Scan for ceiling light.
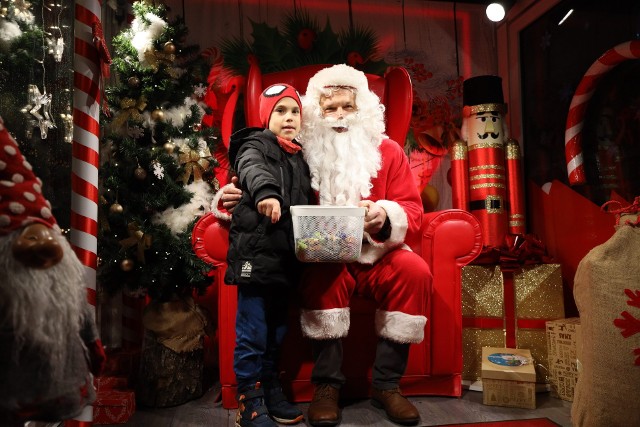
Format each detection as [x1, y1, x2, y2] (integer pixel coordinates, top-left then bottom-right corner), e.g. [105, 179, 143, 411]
[486, 2, 506, 22]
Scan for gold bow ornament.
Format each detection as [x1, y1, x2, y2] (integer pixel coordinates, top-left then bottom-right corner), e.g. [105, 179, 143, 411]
[112, 96, 147, 129]
[144, 48, 176, 74]
[178, 146, 212, 184]
[119, 222, 152, 263]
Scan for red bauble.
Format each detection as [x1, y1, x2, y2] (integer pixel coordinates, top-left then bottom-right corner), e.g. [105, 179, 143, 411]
[347, 52, 364, 67]
[297, 29, 316, 52]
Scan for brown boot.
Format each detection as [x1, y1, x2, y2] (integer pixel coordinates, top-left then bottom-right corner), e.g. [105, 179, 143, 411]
[307, 383, 341, 426]
[370, 387, 420, 425]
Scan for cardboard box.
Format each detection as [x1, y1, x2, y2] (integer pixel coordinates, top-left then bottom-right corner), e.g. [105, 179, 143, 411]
[462, 264, 565, 386]
[546, 317, 581, 401]
[481, 347, 536, 409]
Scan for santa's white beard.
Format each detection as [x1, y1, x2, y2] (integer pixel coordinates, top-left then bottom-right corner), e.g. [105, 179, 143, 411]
[301, 112, 383, 206]
[0, 230, 85, 378]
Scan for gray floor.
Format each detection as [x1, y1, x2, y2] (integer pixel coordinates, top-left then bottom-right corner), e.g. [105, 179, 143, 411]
[100, 383, 573, 427]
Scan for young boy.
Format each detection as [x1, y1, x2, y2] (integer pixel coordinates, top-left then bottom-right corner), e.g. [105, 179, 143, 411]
[225, 84, 312, 427]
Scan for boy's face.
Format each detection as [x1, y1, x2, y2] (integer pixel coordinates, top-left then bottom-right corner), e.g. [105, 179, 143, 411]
[268, 97, 301, 141]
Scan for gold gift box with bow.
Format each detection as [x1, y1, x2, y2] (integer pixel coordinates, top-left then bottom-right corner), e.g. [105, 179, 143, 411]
[461, 263, 565, 385]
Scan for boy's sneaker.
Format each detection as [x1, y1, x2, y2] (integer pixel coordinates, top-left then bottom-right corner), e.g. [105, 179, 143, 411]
[236, 383, 277, 427]
[263, 382, 304, 424]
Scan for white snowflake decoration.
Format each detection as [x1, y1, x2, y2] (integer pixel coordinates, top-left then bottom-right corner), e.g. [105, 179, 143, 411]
[46, 36, 64, 62]
[193, 84, 207, 98]
[127, 125, 144, 139]
[152, 161, 165, 179]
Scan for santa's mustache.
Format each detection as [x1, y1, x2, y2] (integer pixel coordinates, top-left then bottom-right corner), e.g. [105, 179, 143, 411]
[319, 112, 359, 130]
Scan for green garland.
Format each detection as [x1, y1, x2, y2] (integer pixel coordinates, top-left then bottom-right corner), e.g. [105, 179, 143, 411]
[220, 10, 391, 76]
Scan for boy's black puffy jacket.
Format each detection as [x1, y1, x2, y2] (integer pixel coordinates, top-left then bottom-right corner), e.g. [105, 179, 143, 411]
[224, 128, 313, 287]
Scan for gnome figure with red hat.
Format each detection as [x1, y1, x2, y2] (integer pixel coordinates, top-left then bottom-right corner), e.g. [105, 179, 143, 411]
[0, 117, 106, 426]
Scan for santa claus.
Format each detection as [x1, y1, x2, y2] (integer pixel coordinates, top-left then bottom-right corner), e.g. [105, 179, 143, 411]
[0, 117, 105, 425]
[218, 64, 430, 427]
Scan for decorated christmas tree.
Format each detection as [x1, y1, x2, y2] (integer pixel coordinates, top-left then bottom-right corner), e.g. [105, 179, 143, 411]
[98, 1, 218, 303]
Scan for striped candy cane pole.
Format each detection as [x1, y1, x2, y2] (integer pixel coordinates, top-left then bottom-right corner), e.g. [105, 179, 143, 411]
[67, 1, 111, 425]
[564, 40, 640, 185]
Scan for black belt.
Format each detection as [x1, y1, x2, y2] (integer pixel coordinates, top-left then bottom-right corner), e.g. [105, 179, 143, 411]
[470, 198, 507, 211]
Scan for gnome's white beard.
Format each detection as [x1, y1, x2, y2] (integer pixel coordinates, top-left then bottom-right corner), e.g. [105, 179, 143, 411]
[0, 230, 85, 378]
[301, 112, 383, 206]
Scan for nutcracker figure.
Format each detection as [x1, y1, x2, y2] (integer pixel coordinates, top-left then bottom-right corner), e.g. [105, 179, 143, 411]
[450, 75, 526, 248]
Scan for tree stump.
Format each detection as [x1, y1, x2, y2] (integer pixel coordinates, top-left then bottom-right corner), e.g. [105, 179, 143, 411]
[136, 329, 204, 407]
[136, 296, 210, 407]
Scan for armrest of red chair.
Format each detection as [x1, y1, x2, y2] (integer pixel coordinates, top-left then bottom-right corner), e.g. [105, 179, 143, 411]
[220, 76, 245, 149]
[420, 209, 482, 377]
[383, 67, 413, 145]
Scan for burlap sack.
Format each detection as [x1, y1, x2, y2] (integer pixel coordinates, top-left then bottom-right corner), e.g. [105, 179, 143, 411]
[143, 296, 209, 353]
[572, 213, 640, 427]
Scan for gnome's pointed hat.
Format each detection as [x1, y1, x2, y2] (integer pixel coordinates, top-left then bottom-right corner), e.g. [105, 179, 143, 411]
[0, 117, 57, 235]
[462, 75, 507, 117]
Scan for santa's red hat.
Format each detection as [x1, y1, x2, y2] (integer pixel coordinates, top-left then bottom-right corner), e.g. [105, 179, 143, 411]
[259, 84, 302, 127]
[0, 117, 56, 235]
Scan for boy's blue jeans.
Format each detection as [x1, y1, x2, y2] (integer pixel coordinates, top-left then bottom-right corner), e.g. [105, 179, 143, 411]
[234, 283, 291, 392]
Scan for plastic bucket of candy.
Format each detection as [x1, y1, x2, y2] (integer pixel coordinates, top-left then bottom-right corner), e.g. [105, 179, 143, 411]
[291, 205, 366, 262]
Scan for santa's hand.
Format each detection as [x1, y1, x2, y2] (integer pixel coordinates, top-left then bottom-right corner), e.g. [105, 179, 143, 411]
[221, 176, 242, 212]
[257, 198, 281, 223]
[359, 200, 387, 234]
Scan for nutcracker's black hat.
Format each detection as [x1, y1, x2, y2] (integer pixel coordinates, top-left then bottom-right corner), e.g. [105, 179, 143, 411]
[462, 75, 506, 115]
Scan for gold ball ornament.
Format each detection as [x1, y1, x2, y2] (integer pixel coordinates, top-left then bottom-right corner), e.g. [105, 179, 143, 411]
[127, 76, 140, 87]
[163, 142, 175, 154]
[134, 166, 148, 180]
[121, 259, 134, 271]
[109, 203, 124, 214]
[163, 41, 176, 54]
[151, 109, 164, 121]
[420, 184, 440, 213]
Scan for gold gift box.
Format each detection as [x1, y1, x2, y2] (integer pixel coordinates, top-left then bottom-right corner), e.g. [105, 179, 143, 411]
[462, 264, 565, 384]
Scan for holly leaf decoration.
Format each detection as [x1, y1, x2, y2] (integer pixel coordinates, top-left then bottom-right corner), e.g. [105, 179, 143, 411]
[309, 20, 342, 65]
[219, 36, 253, 75]
[250, 20, 294, 72]
[219, 9, 391, 76]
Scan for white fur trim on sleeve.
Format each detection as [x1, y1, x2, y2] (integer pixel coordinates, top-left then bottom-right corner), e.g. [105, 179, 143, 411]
[357, 199, 409, 264]
[300, 307, 350, 339]
[210, 184, 233, 222]
[375, 199, 408, 244]
[375, 309, 427, 344]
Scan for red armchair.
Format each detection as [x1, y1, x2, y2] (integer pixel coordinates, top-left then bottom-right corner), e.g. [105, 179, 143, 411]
[193, 60, 483, 408]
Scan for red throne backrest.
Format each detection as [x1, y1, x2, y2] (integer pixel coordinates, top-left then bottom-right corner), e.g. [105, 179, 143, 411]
[244, 57, 413, 146]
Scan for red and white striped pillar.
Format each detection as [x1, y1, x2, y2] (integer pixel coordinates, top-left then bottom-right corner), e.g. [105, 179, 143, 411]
[67, 0, 111, 425]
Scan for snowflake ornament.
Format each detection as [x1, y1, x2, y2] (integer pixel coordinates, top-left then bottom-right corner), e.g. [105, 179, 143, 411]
[127, 125, 144, 139]
[47, 36, 64, 62]
[152, 161, 165, 179]
[193, 84, 207, 98]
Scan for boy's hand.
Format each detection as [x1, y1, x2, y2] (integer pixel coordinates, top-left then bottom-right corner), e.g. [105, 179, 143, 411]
[221, 176, 242, 212]
[257, 198, 281, 223]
